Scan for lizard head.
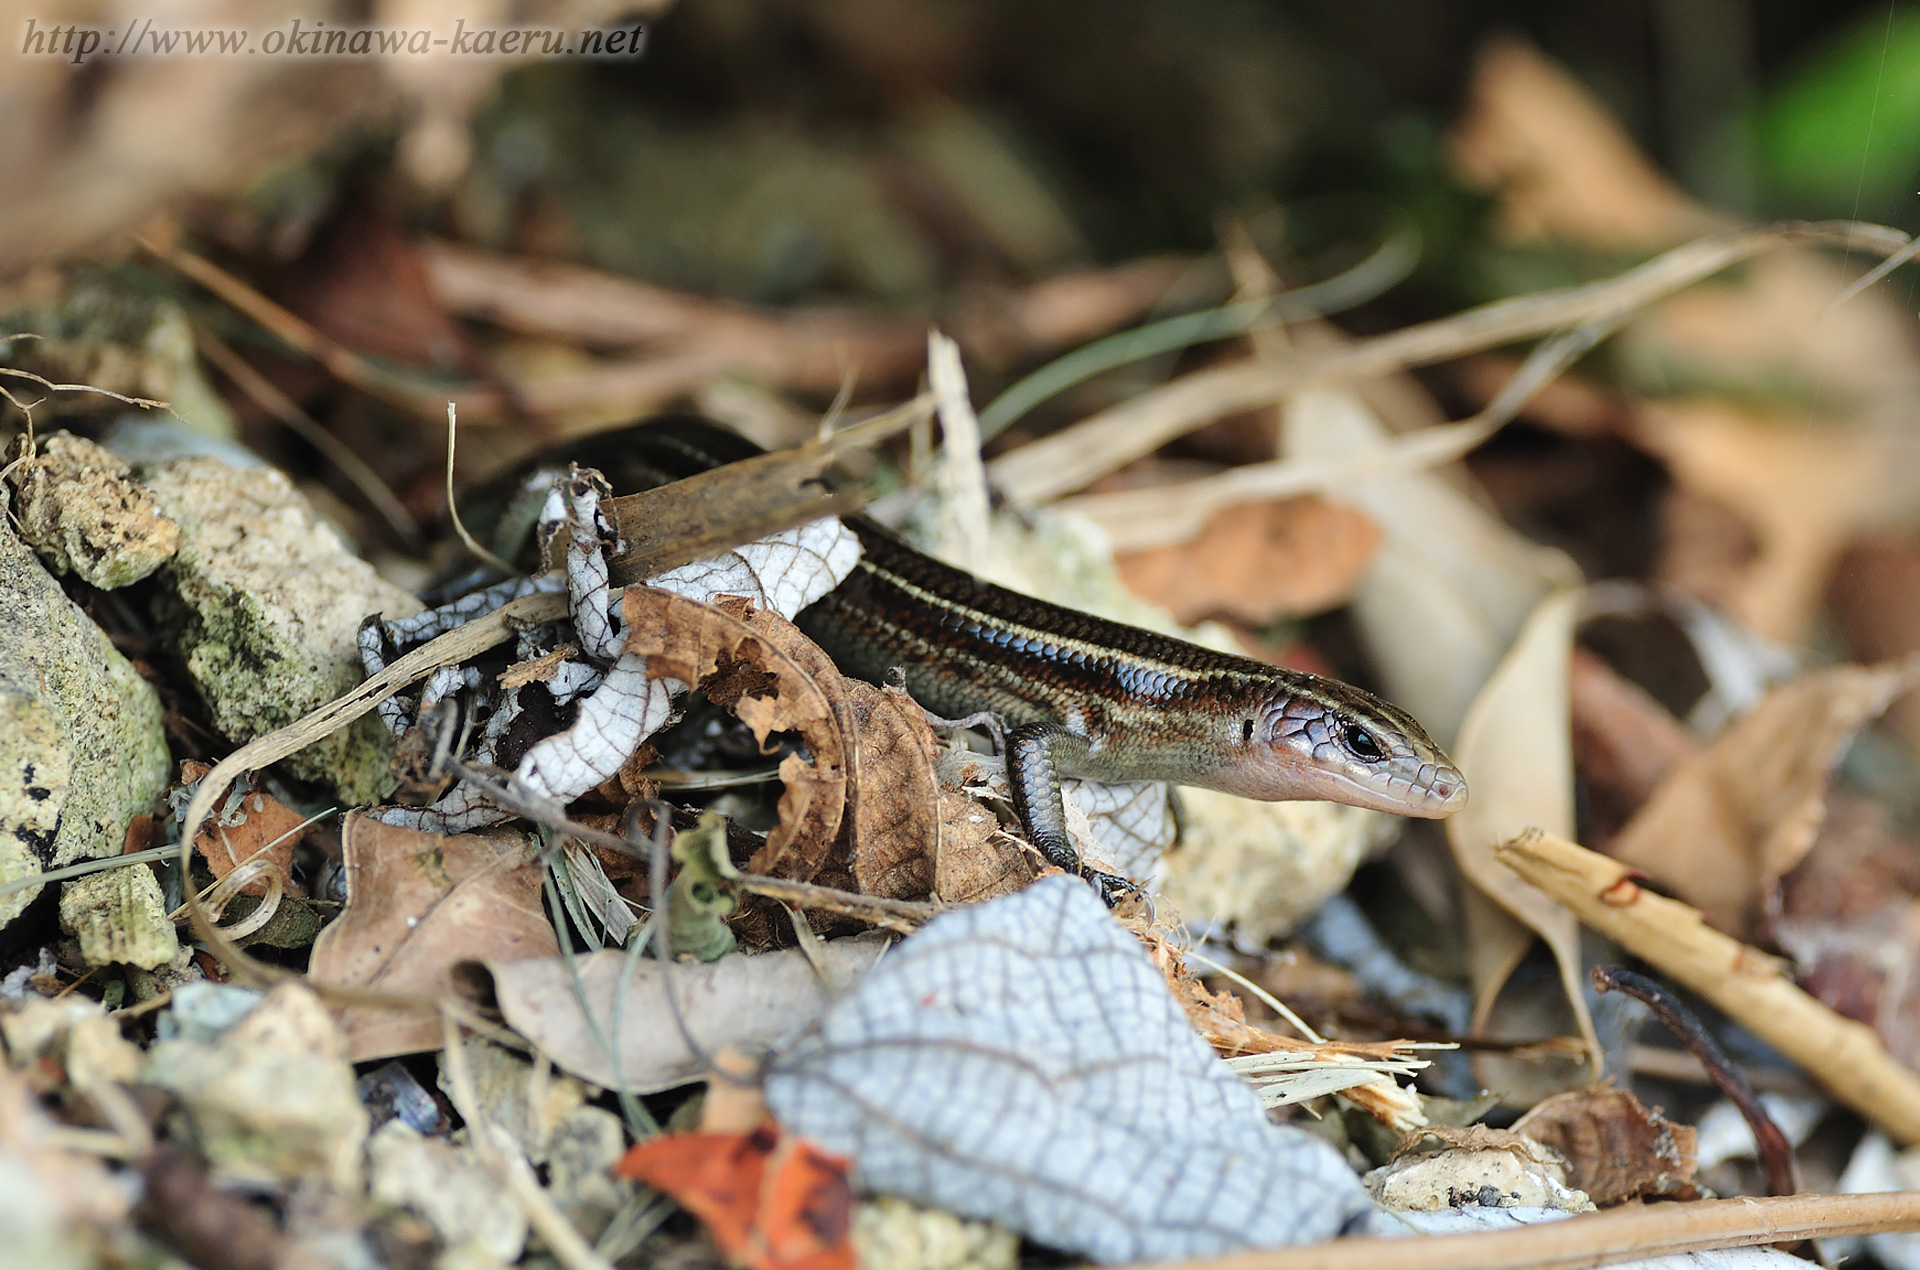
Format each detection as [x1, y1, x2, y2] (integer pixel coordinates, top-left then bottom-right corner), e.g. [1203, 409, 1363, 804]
[1214, 679, 1467, 817]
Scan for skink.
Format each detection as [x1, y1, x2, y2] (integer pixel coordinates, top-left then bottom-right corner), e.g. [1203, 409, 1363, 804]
[797, 518, 1467, 878]
[502, 418, 1468, 882]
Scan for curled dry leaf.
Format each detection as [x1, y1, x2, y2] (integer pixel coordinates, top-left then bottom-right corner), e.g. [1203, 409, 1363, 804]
[844, 681, 941, 901]
[306, 815, 557, 1061]
[614, 1124, 856, 1270]
[625, 587, 953, 899]
[1444, 587, 1600, 1076]
[488, 934, 891, 1094]
[623, 589, 850, 884]
[1510, 1085, 1700, 1207]
[1113, 495, 1382, 626]
[1608, 656, 1920, 940]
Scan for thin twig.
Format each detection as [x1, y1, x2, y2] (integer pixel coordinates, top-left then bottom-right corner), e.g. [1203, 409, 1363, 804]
[445, 401, 516, 573]
[1497, 829, 1920, 1144]
[191, 320, 424, 549]
[1131, 1192, 1920, 1270]
[733, 875, 938, 934]
[1592, 964, 1798, 1196]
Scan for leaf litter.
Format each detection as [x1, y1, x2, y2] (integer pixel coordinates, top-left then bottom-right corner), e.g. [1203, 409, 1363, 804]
[16, 27, 1920, 1270]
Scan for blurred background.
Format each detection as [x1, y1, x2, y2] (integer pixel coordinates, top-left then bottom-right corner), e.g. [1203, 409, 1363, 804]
[12, 0, 1920, 1205]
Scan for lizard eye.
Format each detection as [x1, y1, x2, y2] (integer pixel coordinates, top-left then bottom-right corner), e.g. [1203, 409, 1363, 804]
[1343, 724, 1384, 761]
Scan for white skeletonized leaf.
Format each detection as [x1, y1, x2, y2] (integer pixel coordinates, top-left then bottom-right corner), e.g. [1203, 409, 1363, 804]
[515, 656, 675, 803]
[1061, 779, 1175, 877]
[764, 877, 1374, 1264]
[647, 517, 862, 620]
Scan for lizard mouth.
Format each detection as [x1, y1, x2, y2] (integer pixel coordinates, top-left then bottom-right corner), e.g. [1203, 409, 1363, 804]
[1214, 755, 1468, 817]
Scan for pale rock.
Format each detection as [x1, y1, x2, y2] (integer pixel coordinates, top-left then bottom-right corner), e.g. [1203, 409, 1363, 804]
[140, 457, 424, 804]
[58, 865, 178, 969]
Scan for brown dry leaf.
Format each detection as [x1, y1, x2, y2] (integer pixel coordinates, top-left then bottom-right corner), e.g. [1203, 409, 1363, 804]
[194, 788, 308, 898]
[1609, 657, 1920, 940]
[933, 789, 1032, 905]
[1113, 496, 1382, 626]
[307, 815, 557, 1061]
[1450, 37, 1714, 250]
[623, 589, 851, 883]
[844, 682, 940, 902]
[1511, 1085, 1700, 1207]
[1641, 400, 1906, 644]
[1445, 588, 1601, 1076]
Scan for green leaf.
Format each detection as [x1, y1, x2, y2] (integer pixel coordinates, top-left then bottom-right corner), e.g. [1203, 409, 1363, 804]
[1755, 9, 1920, 219]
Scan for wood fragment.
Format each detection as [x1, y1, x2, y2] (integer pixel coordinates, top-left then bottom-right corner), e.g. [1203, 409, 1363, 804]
[1130, 1192, 1920, 1270]
[1496, 829, 1920, 1144]
[601, 394, 933, 586]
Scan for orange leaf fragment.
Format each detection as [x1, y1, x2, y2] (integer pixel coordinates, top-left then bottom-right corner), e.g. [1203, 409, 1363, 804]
[614, 1125, 854, 1270]
[194, 787, 309, 898]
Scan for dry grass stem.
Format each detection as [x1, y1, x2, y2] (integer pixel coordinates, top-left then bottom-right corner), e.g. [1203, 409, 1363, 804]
[1065, 314, 1625, 550]
[991, 220, 1909, 507]
[191, 320, 424, 549]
